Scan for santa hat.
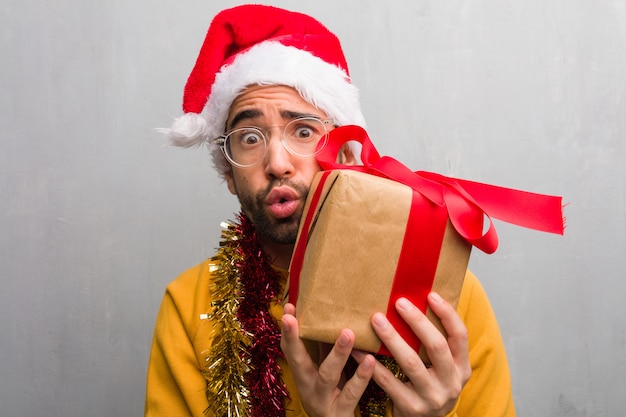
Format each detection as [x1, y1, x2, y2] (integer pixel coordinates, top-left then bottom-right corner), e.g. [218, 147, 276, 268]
[164, 4, 365, 176]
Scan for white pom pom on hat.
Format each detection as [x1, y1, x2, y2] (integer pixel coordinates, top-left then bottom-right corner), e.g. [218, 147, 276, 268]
[163, 4, 365, 175]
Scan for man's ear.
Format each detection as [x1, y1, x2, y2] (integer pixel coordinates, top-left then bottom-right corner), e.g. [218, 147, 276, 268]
[338, 144, 357, 166]
[224, 169, 237, 195]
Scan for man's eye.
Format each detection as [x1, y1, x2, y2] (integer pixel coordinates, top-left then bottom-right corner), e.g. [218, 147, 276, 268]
[238, 131, 263, 146]
[294, 126, 315, 140]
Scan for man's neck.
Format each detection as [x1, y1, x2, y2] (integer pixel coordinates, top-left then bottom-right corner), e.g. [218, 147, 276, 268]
[260, 238, 294, 270]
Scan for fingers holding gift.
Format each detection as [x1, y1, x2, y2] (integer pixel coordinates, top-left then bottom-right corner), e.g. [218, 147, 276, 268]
[368, 295, 470, 415]
[280, 303, 316, 375]
[425, 292, 472, 382]
[325, 335, 376, 412]
[318, 329, 356, 389]
[310, 329, 375, 416]
[369, 306, 430, 384]
[281, 305, 374, 417]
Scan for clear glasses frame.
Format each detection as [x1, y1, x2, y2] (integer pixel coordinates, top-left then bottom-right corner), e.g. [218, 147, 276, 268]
[213, 116, 335, 168]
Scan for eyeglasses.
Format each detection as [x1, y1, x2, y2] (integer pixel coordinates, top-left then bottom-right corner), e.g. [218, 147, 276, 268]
[214, 117, 334, 168]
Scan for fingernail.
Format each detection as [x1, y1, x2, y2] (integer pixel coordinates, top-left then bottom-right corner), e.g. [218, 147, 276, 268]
[429, 292, 443, 303]
[281, 320, 290, 333]
[372, 313, 388, 329]
[396, 297, 412, 311]
[338, 331, 350, 347]
[361, 355, 374, 370]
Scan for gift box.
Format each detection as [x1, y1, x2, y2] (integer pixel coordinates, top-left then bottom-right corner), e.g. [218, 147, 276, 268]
[289, 169, 471, 358]
[288, 125, 564, 360]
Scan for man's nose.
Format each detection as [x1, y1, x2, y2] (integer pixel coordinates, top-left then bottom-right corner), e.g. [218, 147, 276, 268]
[263, 129, 295, 179]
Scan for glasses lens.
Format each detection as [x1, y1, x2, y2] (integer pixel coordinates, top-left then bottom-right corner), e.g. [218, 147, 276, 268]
[283, 117, 328, 157]
[224, 128, 266, 167]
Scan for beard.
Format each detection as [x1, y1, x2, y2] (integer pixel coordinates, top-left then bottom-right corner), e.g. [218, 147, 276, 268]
[237, 179, 310, 245]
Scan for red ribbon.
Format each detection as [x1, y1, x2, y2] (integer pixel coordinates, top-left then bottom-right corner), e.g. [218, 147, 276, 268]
[288, 170, 334, 327]
[290, 125, 564, 355]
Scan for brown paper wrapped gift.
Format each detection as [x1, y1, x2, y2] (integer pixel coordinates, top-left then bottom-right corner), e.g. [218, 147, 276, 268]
[288, 169, 471, 359]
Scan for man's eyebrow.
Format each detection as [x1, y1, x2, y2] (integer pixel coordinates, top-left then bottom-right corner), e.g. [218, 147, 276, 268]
[228, 109, 262, 130]
[280, 110, 322, 120]
[228, 109, 325, 130]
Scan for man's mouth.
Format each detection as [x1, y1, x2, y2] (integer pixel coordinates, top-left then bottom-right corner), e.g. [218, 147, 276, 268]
[265, 187, 300, 219]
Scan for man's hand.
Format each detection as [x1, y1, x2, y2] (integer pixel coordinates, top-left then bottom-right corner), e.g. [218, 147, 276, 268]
[353, 292, 471, 417]
[281, 303, 375, 417]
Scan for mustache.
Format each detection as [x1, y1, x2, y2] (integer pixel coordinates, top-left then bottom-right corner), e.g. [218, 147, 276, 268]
[257, 178, 310, 203]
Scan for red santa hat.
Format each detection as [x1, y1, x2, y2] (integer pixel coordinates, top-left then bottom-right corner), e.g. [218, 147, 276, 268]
[164, 4, 365, 175]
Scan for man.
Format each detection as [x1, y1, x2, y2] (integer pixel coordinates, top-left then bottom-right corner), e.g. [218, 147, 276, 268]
[145, 4, 515, 417]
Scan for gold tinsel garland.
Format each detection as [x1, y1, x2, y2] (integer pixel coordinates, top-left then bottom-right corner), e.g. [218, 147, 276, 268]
[202, 219, 253, 417]
[201, 214, 287, 417]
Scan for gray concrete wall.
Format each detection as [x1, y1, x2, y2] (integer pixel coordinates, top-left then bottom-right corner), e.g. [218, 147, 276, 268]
[1, 1, 624, 415]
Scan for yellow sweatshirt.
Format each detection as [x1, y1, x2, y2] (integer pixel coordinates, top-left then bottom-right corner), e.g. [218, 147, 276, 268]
[145, 260, 515, 416]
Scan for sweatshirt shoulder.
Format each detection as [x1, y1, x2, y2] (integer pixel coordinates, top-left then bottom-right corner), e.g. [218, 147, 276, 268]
[166, 260, 213, 297]
[163, 260, 217, 324]
[456, 270, 494, 320]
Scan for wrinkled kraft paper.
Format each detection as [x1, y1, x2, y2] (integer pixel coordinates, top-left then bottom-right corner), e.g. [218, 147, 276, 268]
[290, 170, 471, 360]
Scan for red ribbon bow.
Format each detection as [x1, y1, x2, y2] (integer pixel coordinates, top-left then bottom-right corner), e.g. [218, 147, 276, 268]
[316, 125, 565, 253]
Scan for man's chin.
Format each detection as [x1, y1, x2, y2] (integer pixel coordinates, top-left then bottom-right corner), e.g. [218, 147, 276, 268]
[263, 217, 300, 245]
[246, 210, 301, 245]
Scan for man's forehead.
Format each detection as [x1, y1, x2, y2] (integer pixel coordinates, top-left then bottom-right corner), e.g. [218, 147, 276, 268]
[226, 85, 325, 128]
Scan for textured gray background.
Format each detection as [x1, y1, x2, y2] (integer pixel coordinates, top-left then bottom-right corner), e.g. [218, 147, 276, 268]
[2, 0, 624, 416]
